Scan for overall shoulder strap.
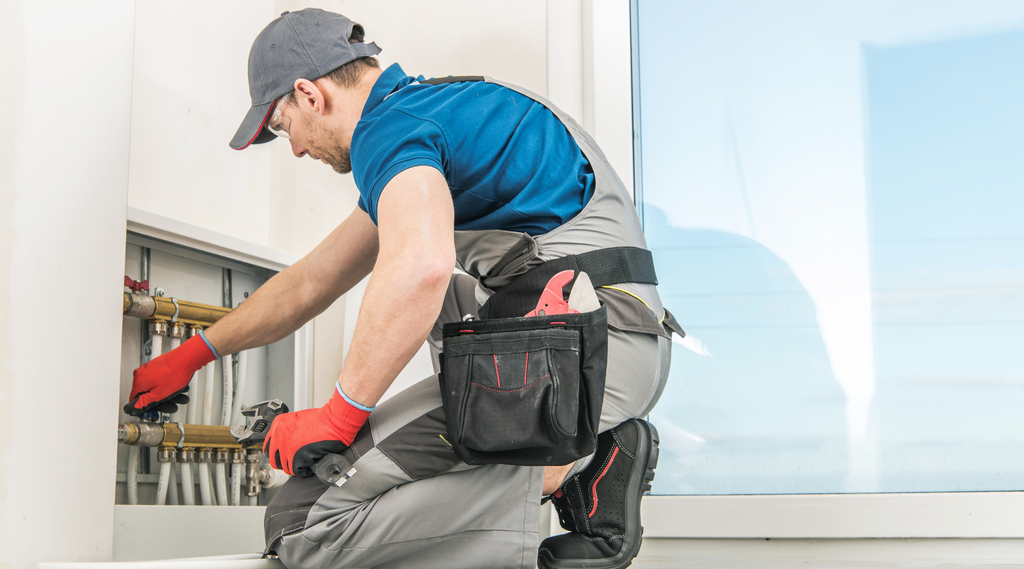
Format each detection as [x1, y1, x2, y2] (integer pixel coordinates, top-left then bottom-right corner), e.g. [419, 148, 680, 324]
[419, 76, 485, 85]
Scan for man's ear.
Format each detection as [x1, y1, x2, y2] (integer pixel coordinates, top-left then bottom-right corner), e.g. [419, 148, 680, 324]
[293, 79, 325, 114]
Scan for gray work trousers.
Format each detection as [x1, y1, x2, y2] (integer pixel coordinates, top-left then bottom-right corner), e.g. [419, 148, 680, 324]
[265, 274, 671, 569]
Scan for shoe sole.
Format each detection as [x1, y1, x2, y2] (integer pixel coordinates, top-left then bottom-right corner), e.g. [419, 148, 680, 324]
[538, 418, 660, 569]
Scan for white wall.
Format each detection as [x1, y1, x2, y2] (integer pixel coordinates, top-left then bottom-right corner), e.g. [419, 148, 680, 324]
[0, 2, 136, 568]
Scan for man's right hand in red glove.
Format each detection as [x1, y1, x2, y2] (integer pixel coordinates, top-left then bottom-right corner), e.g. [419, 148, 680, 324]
[262, 382, 372, 477]
[124, 333, 219, 416]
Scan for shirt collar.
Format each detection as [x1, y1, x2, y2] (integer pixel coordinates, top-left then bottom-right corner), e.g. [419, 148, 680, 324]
[361, 63, 419, 118]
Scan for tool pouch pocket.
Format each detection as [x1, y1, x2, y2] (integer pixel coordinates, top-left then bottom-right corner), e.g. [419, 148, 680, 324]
[439, 306, 608, 466]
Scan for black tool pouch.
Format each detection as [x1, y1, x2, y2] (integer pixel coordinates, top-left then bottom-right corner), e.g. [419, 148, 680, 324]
[439, 306, 608, 466]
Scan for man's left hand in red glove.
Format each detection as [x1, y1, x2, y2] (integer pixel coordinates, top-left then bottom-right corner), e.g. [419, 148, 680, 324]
[263, 381, 373, 477]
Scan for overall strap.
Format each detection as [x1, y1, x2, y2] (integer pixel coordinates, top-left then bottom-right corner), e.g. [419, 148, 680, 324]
[420, 76, 485, 85]
[479, 247, 657, 319]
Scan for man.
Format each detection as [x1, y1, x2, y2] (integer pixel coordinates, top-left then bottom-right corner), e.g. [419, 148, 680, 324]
[125, 9, 676, 569]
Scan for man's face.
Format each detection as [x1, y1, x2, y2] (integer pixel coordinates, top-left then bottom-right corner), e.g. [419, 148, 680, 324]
[282, 97, 353, 175]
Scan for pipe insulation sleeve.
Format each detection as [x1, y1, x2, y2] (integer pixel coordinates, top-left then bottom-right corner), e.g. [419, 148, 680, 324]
[150, 332, 163, 360]
[221, 354, 234, 427]
[126, 446, 140, 505]
[168, 336, 184, 425]
[258, 465, 290, 490]
[232, 350, 248, 426]
[155, 462, 171, 506]
[231, 463, 242, 506]
[186, 370, 200, 424]
[168, 462, 180, 505]
[198, 462, 213, 506]
[203, 364, 215, 426]
[180, 462, 195, 506]
[215, 463, 228, 507]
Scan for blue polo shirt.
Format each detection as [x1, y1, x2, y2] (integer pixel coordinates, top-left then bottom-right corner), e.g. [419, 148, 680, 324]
[351, 64, 595, 236]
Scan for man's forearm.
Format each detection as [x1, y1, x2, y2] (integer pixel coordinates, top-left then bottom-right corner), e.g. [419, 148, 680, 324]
[202, 259, 331, 355]
[335, 166, 456, 408]
[335, 249, 452, 407]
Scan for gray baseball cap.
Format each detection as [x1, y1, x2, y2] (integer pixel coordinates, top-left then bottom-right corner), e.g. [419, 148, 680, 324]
[230, 9, 382, 150]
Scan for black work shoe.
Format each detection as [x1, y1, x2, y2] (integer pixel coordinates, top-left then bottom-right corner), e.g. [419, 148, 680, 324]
[538, 419, 659, 569]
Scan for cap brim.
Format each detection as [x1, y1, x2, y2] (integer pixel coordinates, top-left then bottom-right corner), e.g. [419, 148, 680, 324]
[230, 100, 276, 150]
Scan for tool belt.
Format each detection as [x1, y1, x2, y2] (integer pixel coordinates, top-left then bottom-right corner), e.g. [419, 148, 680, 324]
[439, 246, 660, 466]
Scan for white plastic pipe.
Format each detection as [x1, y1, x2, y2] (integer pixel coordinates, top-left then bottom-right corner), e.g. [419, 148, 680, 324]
[221, 353, 234, 427]
[180, 462, 195, 506]
[198, 462, 213, 506]
[232, 350, 248, 426]
[248, 495, 259, 507]
[126, 446, 140, 505]
[168, 335, 183, 427]
[168, 461, 179, 505]
[215, 462, 228, 507]
[203, 364, 215, 426]
[231, 463, 242, 506]
[150, 332, 164, 359]
[149, 332, 168, 506]
[155, 462, 171, 505]
[186, 370, 200, 425]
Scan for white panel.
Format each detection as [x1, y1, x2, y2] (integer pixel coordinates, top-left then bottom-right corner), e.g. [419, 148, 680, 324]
[127, 207, 298, 272]
[112, 506, 266, 562]
[588, 0, 634, 197]
[2, 1, 135, 567]
[547, 0, 585, 125]
[127, 1, 275, 246]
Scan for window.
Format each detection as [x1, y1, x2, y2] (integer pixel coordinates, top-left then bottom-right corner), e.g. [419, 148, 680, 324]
[633, 0, 1024, 498]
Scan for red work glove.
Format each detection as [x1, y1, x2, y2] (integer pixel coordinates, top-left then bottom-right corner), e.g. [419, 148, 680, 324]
[263, 383, 372, 477]
[124, 334, 218, 416]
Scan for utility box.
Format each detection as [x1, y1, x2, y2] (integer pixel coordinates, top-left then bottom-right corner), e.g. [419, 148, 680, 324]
[114, 209, 312, 560]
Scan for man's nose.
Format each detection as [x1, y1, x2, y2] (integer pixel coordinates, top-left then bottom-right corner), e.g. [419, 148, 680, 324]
[289, 139, 308, 158]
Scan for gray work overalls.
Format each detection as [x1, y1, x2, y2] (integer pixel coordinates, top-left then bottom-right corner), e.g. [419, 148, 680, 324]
[265, 77, 673, 569]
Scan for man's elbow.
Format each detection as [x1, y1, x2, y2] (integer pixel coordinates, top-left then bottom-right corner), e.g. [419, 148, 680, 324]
[414, 253, 455, 295]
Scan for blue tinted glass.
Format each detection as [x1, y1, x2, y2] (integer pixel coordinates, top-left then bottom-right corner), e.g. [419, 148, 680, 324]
[636, 0, 1024, 494]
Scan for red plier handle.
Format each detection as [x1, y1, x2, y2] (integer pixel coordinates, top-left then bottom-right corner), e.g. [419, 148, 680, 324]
[525, 270, 580, 317]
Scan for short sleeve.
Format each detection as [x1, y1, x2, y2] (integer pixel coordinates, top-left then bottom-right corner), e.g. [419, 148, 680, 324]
[351, 111, 449, 224]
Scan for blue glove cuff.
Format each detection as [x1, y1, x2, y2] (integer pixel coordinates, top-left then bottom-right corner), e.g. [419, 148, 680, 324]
[198, 329, 221, 360]
[336, 382, 375, 412]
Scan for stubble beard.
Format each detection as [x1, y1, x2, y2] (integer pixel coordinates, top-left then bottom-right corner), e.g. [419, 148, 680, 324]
[305, 114, 352, 175]
[325, 146, 351, 175]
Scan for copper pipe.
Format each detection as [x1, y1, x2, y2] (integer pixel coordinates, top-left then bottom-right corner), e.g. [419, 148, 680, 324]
[118, 422, 243, 449]
[123, 292, 231, 327]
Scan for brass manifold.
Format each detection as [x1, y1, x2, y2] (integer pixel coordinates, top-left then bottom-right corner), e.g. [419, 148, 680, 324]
[118, 421, 243, 449]
[119, 422, 282, 496]
[123, 292, 231, 328]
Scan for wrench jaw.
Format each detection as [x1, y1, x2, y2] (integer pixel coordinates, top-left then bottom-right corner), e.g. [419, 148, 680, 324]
[231, 399, 290, 448]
